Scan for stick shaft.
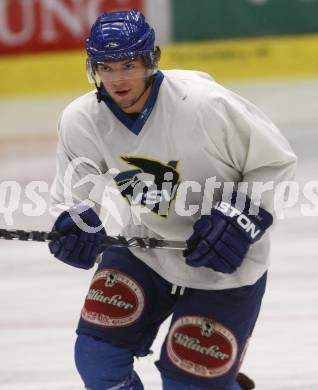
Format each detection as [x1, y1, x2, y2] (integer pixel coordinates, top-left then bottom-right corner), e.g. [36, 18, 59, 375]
[0, 228, 187, 250]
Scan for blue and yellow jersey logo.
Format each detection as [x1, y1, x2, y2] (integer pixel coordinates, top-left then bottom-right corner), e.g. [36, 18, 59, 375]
[114, 156, 181, 218]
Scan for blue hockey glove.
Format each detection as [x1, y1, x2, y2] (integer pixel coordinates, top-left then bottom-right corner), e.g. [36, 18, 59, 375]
[184, 194, 273, 273]
[49, 206, 106, 269]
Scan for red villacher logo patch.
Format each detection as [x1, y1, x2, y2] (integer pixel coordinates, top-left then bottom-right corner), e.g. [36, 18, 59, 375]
[81, 269, 145, 327]
[167, 316, 238, 378]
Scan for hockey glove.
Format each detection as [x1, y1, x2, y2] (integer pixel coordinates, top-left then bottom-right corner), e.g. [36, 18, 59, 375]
[49, 206, 106, 269]
[184, 194, 273, 273]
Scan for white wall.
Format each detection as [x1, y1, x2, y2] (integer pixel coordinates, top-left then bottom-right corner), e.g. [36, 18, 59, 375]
[144, 0, 172, 45]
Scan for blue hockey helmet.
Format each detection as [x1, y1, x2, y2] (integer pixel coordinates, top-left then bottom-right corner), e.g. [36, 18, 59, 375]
[86, 9, 159, 83]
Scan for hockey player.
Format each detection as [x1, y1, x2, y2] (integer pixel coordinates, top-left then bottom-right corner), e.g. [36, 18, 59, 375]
[49, 9, 297, 390]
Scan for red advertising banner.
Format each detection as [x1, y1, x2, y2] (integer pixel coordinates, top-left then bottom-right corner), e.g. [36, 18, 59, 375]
[0, 0, 144, 55]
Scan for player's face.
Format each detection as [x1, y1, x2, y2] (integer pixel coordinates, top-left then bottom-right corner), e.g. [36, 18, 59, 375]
[96, 57, 152, 113]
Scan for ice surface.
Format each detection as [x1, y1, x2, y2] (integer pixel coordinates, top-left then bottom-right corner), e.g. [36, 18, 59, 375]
[0, 79, 317, 389]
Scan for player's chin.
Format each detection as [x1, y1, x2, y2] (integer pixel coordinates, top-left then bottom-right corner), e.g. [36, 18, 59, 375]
[118, 98, 137, 110]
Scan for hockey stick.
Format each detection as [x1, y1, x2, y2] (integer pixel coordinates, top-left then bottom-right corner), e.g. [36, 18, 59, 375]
[0, 228, 187, 250]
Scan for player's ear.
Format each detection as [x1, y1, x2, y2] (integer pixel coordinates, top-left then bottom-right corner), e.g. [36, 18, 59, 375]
[154, 46, 161, 67]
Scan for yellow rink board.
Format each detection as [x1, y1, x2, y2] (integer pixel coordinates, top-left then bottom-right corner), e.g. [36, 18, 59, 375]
[1, 34, 318, 98]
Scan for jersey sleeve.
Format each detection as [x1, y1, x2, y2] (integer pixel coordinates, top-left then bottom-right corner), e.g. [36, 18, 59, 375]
[200, 88, 297, 215]
[50, 103, 109, 220]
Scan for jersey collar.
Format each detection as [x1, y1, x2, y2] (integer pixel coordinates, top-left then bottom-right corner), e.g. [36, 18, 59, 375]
[96, 70, 164, 135]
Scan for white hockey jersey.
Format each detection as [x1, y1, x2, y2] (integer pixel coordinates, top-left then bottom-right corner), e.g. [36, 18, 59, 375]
[50, 70, 297, 290]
